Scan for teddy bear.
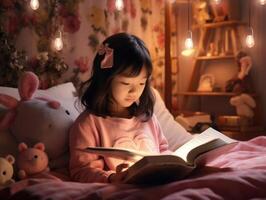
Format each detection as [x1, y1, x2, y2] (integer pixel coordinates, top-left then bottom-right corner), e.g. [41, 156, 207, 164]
[0, 155, 15, 188]
[17, 142, 49, 179]
[230, 93, 256, 119]
[0, 71, 74, 169]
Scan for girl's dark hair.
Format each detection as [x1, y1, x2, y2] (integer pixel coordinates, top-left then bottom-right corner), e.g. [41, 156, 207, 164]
[79, 32, 154, 120]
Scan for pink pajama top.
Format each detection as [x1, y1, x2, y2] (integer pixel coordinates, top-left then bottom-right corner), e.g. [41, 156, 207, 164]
[69, 111, 169, 183]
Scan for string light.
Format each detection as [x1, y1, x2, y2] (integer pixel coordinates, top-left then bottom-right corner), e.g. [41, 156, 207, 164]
[53, 31, 63, 51]
[246, 28, 255, 48]
[182, 0, 195, 56]
[115, 0, 124, 11]
[260, 0, 266, 5]
[185, 31, 193, 49]
[246, 0, 255, 48]
[51, 0, 64, 51]
[30, 0, 39, 10]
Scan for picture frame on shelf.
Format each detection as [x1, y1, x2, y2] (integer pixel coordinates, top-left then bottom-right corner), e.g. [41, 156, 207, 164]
[197, 74, 215, 92]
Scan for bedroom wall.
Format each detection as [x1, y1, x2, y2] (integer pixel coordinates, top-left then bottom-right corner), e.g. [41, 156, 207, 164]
[0, 0, 165, 94]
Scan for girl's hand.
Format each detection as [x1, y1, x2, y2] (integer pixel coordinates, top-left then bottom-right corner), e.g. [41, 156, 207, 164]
[108, 163, 129, 183]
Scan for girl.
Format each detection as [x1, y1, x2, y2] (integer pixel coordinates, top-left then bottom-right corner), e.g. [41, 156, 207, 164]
[69, 33, 169, 183]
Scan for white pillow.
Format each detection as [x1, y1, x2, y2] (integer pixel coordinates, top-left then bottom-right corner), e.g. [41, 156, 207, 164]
[0, 82, 80, 119]
[152, 88, 192, 151]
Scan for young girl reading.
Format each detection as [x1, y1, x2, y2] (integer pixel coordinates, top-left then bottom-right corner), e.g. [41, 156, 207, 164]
[69, 33, 169, 183]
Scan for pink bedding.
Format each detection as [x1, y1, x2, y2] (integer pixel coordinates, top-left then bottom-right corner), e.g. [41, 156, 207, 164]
[1, 136, 266, 200]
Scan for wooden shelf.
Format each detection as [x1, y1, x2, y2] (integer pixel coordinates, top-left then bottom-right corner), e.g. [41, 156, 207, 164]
[177, 92, 256, 97]
[192, 20, 246, 29]
[196, 55, 235, 60]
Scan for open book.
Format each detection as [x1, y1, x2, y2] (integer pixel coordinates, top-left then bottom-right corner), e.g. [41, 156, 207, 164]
[79, 128, 237, 184]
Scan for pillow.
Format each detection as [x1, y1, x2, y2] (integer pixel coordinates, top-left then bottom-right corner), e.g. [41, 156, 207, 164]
[152, 88, 192, 151]
[0, 82, 80, 119]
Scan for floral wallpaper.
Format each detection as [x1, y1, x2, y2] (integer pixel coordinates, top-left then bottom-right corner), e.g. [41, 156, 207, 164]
[0, 0, 165, 95]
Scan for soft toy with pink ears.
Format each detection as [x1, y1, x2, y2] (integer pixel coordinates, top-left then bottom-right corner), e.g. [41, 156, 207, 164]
[17, 142, 49, 179]
[0, 71, 74, 169]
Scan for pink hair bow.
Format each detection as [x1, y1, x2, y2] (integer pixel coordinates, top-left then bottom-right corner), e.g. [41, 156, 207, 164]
[98, 43, 114, 69]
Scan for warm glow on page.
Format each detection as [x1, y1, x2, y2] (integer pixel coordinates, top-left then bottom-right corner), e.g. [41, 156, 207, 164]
[173, 128, 236, 162]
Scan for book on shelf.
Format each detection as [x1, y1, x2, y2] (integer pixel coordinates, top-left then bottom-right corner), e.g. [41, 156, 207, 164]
[79, 128, 237, 184]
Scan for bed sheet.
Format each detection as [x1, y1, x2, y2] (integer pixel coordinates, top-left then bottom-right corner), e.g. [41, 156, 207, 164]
[1, 136, 266, 200]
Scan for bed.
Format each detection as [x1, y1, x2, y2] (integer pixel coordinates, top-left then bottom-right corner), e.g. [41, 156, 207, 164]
[0, 82, 266, 200]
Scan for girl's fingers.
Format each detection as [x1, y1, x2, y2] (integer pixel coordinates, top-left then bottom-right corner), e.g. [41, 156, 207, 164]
[116, 163, 129, 173]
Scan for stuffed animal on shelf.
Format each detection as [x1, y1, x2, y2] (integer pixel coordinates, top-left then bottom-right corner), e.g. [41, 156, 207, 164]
[225, 52, 252, 93]
[17, 142, 49, 180]
[0, 71, 74, 169]
[230, 93, 256, 119]
[0, 155, 15, 188]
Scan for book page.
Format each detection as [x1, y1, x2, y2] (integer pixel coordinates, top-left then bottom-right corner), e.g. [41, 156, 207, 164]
[78, 147, 154, 162]
[173, 128, 236, 163]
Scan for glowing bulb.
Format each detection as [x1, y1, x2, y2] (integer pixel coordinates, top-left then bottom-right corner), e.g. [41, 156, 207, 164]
[246, 27, 255, 48]
[213, 0, 222, 4]
[246, 34, 255, 48]
[260, 0, 266, 5]
[182, 31, 195, 56]
[30, 0, 39, 10]
[53, 31, 63, 51]
[184, 31, 194, 49]
[185, 37, 193, 49]
[115, 0, 124, 11]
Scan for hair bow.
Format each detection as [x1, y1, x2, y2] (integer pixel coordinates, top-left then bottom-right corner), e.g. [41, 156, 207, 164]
[98, 43, 114, 69]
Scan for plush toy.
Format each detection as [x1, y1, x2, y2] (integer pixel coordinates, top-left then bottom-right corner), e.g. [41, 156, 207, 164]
[225, 52, 252, 93]
[17, 142, 49, 179]
[0, 155, 15, 187]
[0, 71, 74, 169]
[230, 93, 256, 118]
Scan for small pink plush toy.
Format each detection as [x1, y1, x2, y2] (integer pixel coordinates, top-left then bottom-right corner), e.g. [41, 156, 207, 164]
[17, 142, 49, 180]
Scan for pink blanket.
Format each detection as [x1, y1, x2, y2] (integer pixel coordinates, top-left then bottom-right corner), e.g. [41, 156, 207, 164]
[1, 136, 266, 200]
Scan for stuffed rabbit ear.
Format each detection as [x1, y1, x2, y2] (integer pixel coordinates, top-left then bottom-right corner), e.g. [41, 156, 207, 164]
[0, 110, 16, 130]
[18, 71, 39, 101]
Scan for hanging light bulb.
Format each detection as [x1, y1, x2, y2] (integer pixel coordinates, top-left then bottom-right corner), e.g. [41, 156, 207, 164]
[213, 0, 222, 4]
[115, 0, 124, 11]
[185, 31, 193, 49]
[30, 0, 39, 10]
[182, 31, 195, 56]
[260, 0, 266, 5]
[245, 0, 254, 48]
[182, 0, 195, 56]
[53, 31, 63, 51]
[246, 27, 255, 48]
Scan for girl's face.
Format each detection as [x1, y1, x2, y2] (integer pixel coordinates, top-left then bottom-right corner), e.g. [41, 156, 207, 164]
[109, 67, 148, 116]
